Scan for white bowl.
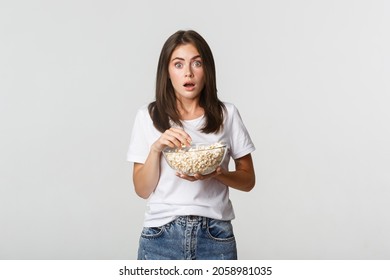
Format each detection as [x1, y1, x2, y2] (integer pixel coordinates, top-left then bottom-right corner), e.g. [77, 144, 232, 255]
[162, 143, 227, 176]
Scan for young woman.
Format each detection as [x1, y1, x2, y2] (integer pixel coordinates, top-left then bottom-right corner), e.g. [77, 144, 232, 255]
[127, 30, 255, 260]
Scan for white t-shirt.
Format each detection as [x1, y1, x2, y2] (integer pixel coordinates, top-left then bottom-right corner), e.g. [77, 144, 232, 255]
[127, 102, 255, 227]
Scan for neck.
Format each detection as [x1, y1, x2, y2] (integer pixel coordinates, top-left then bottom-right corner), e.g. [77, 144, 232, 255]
[176, 98, 204, 120]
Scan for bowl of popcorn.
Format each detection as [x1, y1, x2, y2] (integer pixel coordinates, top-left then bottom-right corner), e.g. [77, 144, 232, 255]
[162, 142, 227, 176]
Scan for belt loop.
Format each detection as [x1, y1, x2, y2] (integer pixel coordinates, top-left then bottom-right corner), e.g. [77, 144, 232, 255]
[202, 217, 207, 229]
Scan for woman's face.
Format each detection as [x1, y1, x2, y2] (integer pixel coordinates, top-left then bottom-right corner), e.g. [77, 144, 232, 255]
[168, 43, 205, 102]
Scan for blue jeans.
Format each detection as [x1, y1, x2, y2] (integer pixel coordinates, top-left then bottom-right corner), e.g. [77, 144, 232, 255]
[138, 216, 237, 260]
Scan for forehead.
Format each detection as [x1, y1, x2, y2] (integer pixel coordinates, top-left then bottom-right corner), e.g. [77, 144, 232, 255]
[170, 43, 200, 60]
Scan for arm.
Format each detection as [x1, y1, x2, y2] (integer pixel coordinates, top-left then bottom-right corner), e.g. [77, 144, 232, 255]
[133, 149, 161, 199]
[133, 127, 192, 199]
[214, 154, 255, 192]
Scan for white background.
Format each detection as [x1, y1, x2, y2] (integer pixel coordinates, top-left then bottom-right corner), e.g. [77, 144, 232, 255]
[0, 0, 389, 259]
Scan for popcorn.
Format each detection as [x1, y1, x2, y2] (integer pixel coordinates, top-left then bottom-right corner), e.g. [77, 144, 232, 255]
[163, 143, 227, 176]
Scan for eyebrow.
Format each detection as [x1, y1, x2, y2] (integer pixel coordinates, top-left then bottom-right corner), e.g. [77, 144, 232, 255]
[171, 55, 201, 62]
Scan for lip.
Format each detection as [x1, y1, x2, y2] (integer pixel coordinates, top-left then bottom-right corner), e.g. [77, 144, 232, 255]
[183, 81, 196, 91]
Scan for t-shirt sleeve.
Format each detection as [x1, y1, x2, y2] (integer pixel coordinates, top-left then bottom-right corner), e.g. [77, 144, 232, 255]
[126, 108, 151, 164]
[229, 105, 256, 159]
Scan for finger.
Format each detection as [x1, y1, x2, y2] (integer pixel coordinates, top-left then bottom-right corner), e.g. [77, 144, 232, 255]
[169, 128, 192, 146]
[163, 131, 184, 148]
[215, 167, 223, 175]
[195, 169, 219, 180]
[176, 173, 197, 181]
[163, 130, 184, 148]
[159, 137, 178, 149]
[194, 173, 204, 180]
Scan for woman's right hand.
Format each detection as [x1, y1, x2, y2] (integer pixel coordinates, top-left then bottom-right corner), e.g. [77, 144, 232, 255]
[134, 128, 191, 199]
[151, 127, 192, 153]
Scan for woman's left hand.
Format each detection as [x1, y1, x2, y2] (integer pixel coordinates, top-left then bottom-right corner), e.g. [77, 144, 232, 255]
[176, 166, 225, 181]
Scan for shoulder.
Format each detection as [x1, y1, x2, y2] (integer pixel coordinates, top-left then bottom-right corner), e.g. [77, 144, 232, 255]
[222, 102, 240, 117]
[138, 103, 149, 112]
[132, 104, 154, 126]
[135, 103, 151, 118]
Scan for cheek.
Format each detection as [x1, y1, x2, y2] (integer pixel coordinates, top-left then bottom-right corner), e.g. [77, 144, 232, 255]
[172, 70, 181, 78]
[168, 71, 179, 84]
[197, 71, 205, 84]
[195, 68, 205, 78]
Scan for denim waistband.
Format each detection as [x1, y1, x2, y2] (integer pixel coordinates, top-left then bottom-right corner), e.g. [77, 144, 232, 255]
[175, 215, 208, 228]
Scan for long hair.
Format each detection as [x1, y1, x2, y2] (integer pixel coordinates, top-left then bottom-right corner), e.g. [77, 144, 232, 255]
[148, 30, 225, 134]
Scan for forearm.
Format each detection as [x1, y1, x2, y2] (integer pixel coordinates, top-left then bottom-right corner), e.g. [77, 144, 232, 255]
[215, 169, 255, 192]
[133, 149, 162, 199]
[133, 128, 192, 199]
[214, 154, 255, 192]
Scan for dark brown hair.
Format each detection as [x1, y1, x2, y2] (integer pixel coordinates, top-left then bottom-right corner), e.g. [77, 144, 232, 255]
[148, 30, 225, 134]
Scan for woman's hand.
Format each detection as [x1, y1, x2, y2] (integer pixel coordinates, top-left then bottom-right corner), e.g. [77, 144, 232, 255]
[176, 166, 226, 182]
[176, 154, 256, 192]
[133, 127, 191, 199]
[151, 127, 192, 153]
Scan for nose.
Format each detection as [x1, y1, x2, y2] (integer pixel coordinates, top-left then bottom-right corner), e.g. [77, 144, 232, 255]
[185, 64, 194, 77]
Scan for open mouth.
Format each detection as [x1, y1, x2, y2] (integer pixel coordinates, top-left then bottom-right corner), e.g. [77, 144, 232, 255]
[183, 82, 195, 89]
